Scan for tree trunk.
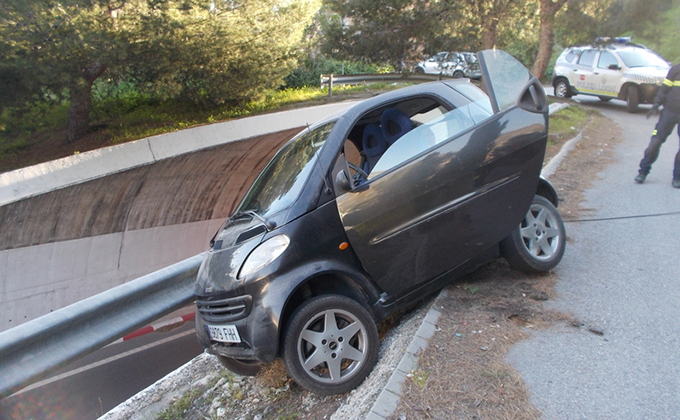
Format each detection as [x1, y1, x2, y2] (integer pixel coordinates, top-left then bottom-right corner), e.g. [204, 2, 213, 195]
[531, 0, 568, 80]
[481, 25, 497, 50]
[66, 81, 93, 143]
[65, 62, 107, 144]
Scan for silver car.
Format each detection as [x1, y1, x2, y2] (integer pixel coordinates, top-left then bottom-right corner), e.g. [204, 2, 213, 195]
[415, 51, 482, 79]
[551, 37, 669, 112]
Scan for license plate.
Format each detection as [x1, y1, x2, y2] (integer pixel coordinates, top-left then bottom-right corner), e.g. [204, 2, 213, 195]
[207, 324, 241, 343]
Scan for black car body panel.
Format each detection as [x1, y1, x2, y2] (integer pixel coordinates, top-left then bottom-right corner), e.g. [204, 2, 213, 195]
[194, 50, 563, 383]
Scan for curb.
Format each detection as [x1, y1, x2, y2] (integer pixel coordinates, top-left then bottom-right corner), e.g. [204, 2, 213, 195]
[365, 102, 577, 419]
[366, 290, 448, 419]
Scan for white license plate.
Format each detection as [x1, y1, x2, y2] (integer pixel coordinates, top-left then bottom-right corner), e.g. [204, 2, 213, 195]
[207, 324, 241, 343]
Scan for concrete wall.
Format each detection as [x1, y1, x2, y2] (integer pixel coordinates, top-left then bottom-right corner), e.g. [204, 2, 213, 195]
[0, 220, 222, 332]
[0, 101, 358, 333]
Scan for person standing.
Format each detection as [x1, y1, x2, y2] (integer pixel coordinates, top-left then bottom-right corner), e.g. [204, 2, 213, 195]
[634, 62, 680, 187]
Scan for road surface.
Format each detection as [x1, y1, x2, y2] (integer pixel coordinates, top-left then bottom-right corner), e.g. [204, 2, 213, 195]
[0, 322, 202, 420]
[509, 96, 680, 419]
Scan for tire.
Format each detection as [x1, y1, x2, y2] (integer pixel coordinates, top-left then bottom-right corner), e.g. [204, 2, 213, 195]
[283, 295, 379, 395]
[415, 67, 425, 74]
[500, 195, 566, 273]
[453, 70, 465, 78]
[553, 78, 572, 99]
[626, 85, 639, 113]
[217, 355, 264, 376]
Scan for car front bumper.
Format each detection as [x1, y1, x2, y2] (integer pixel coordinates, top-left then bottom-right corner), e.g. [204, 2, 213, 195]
[195, 292, 279, 363]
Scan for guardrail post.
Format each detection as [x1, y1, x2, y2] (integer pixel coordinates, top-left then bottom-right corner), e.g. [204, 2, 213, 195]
[328, 74, 334, 97]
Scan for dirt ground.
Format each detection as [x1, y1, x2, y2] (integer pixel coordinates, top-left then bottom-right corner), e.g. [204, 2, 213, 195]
[392, 108, 623, 419]
[128, 105, 624, 420]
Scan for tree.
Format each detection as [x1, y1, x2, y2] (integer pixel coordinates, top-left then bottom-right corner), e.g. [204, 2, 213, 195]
[319, 0, 433, 70]
[530, 0, 568, 79]
[0, 0, 320, 143]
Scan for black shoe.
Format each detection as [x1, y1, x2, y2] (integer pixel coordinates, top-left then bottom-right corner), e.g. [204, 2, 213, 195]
[635, 173, 647, 184]
[673, 178, 680, 188]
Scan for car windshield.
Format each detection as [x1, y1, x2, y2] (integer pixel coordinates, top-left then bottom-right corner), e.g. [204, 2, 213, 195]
[616, 49, 669, 68]
[236, 121, 335, 217]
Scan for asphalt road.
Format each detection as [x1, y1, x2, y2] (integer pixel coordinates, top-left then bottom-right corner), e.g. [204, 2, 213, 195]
[509, 96, 680, 419]
[0, 322, 202, 420]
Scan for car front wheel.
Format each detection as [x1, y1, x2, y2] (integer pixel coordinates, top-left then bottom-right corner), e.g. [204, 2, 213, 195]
[500, 195, 566, 273]
[283, 295, 379, 395]
[626, 85, 639, 113]
[553, 78, 572, 99]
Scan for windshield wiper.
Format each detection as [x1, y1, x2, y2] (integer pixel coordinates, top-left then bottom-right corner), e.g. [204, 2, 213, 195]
[231, 210, 276, 231]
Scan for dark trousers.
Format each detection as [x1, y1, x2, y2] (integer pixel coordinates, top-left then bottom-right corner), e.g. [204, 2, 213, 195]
[638, 108, 680, 178]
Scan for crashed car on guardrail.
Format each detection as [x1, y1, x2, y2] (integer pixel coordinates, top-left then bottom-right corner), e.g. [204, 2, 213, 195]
[194, 49, 566, 395]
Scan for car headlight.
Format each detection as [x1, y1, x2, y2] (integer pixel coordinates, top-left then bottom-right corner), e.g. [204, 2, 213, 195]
[238, 235, 290, 279]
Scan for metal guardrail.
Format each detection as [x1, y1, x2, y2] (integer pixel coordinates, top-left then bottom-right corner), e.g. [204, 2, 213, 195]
[0, 97, 569, 401]
[0, 253, 204, 399]
[320, 72, 460, 96]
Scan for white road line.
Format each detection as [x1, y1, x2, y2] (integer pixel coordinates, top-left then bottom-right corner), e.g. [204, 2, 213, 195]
[11, 329, 196, 397]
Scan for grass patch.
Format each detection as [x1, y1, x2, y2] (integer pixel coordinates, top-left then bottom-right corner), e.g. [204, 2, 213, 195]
[99, 82, 410, 145]
[0, 82, 409, 173]
[548, 104, 590, 145]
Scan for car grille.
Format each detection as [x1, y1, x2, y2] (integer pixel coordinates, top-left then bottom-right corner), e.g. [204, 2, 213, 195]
[196, 295, 253, 323]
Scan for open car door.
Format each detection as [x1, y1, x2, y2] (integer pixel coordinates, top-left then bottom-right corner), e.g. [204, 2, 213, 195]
[335, 50, 549, 302]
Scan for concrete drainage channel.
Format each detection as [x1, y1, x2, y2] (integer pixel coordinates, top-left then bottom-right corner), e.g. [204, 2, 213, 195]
[101, 102, 577, 420]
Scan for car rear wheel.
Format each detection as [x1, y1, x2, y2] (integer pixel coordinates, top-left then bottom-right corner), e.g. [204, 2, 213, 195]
[553, 79, 572, 99]
[217, 355, 264, 376]
[415, 67, 425, 74]
[626, 85, 639, 113]
[500, 195, 566, 273]
[283, 295, 379, 395]
[453, 70, 465, 78]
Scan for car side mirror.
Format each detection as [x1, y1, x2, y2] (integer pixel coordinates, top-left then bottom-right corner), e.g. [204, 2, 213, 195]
[335, 169, 352, 193]
[608, 64, 621, 70]
[518, 80, 547, 113]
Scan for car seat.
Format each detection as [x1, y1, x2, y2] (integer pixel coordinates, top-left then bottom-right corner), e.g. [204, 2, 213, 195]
[381, 108, 413, 144]
[362, 123, 388, 175]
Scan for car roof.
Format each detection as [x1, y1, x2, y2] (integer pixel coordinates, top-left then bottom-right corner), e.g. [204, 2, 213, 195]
[568, 43, 648, 53]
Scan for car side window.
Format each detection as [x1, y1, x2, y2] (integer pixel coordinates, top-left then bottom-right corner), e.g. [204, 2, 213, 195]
[368, 100, 493, 179]
[565, 49, 580, 63]
[578, 50, 597, 67]
[597, 51, 619, 69]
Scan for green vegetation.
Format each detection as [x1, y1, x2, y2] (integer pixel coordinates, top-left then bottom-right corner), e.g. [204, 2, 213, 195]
[549, 105, 590, 138]
[155, 388, 202, 420]
[627, 5, 680, 63]
[548, 104, 591, 149]
[1, 0, 678, 172]
[0, 81, 408, 172]
[412, 369, 429, 388]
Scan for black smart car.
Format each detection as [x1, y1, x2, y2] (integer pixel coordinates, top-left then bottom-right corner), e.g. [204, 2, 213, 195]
[194, 50, 566, 395]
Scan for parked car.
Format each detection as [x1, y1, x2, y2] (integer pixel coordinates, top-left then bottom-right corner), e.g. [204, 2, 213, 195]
[552, 37, 670, 112]
[194, 50, 566, 395]
[415, 51, 482, 79]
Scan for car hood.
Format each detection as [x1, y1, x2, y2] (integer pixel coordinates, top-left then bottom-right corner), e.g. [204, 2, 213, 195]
[625, 67, 669, 83]
[195, 217, 267, 295]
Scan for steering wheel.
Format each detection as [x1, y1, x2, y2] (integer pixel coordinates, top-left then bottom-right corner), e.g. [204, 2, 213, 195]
[347, 162, 369, 180]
